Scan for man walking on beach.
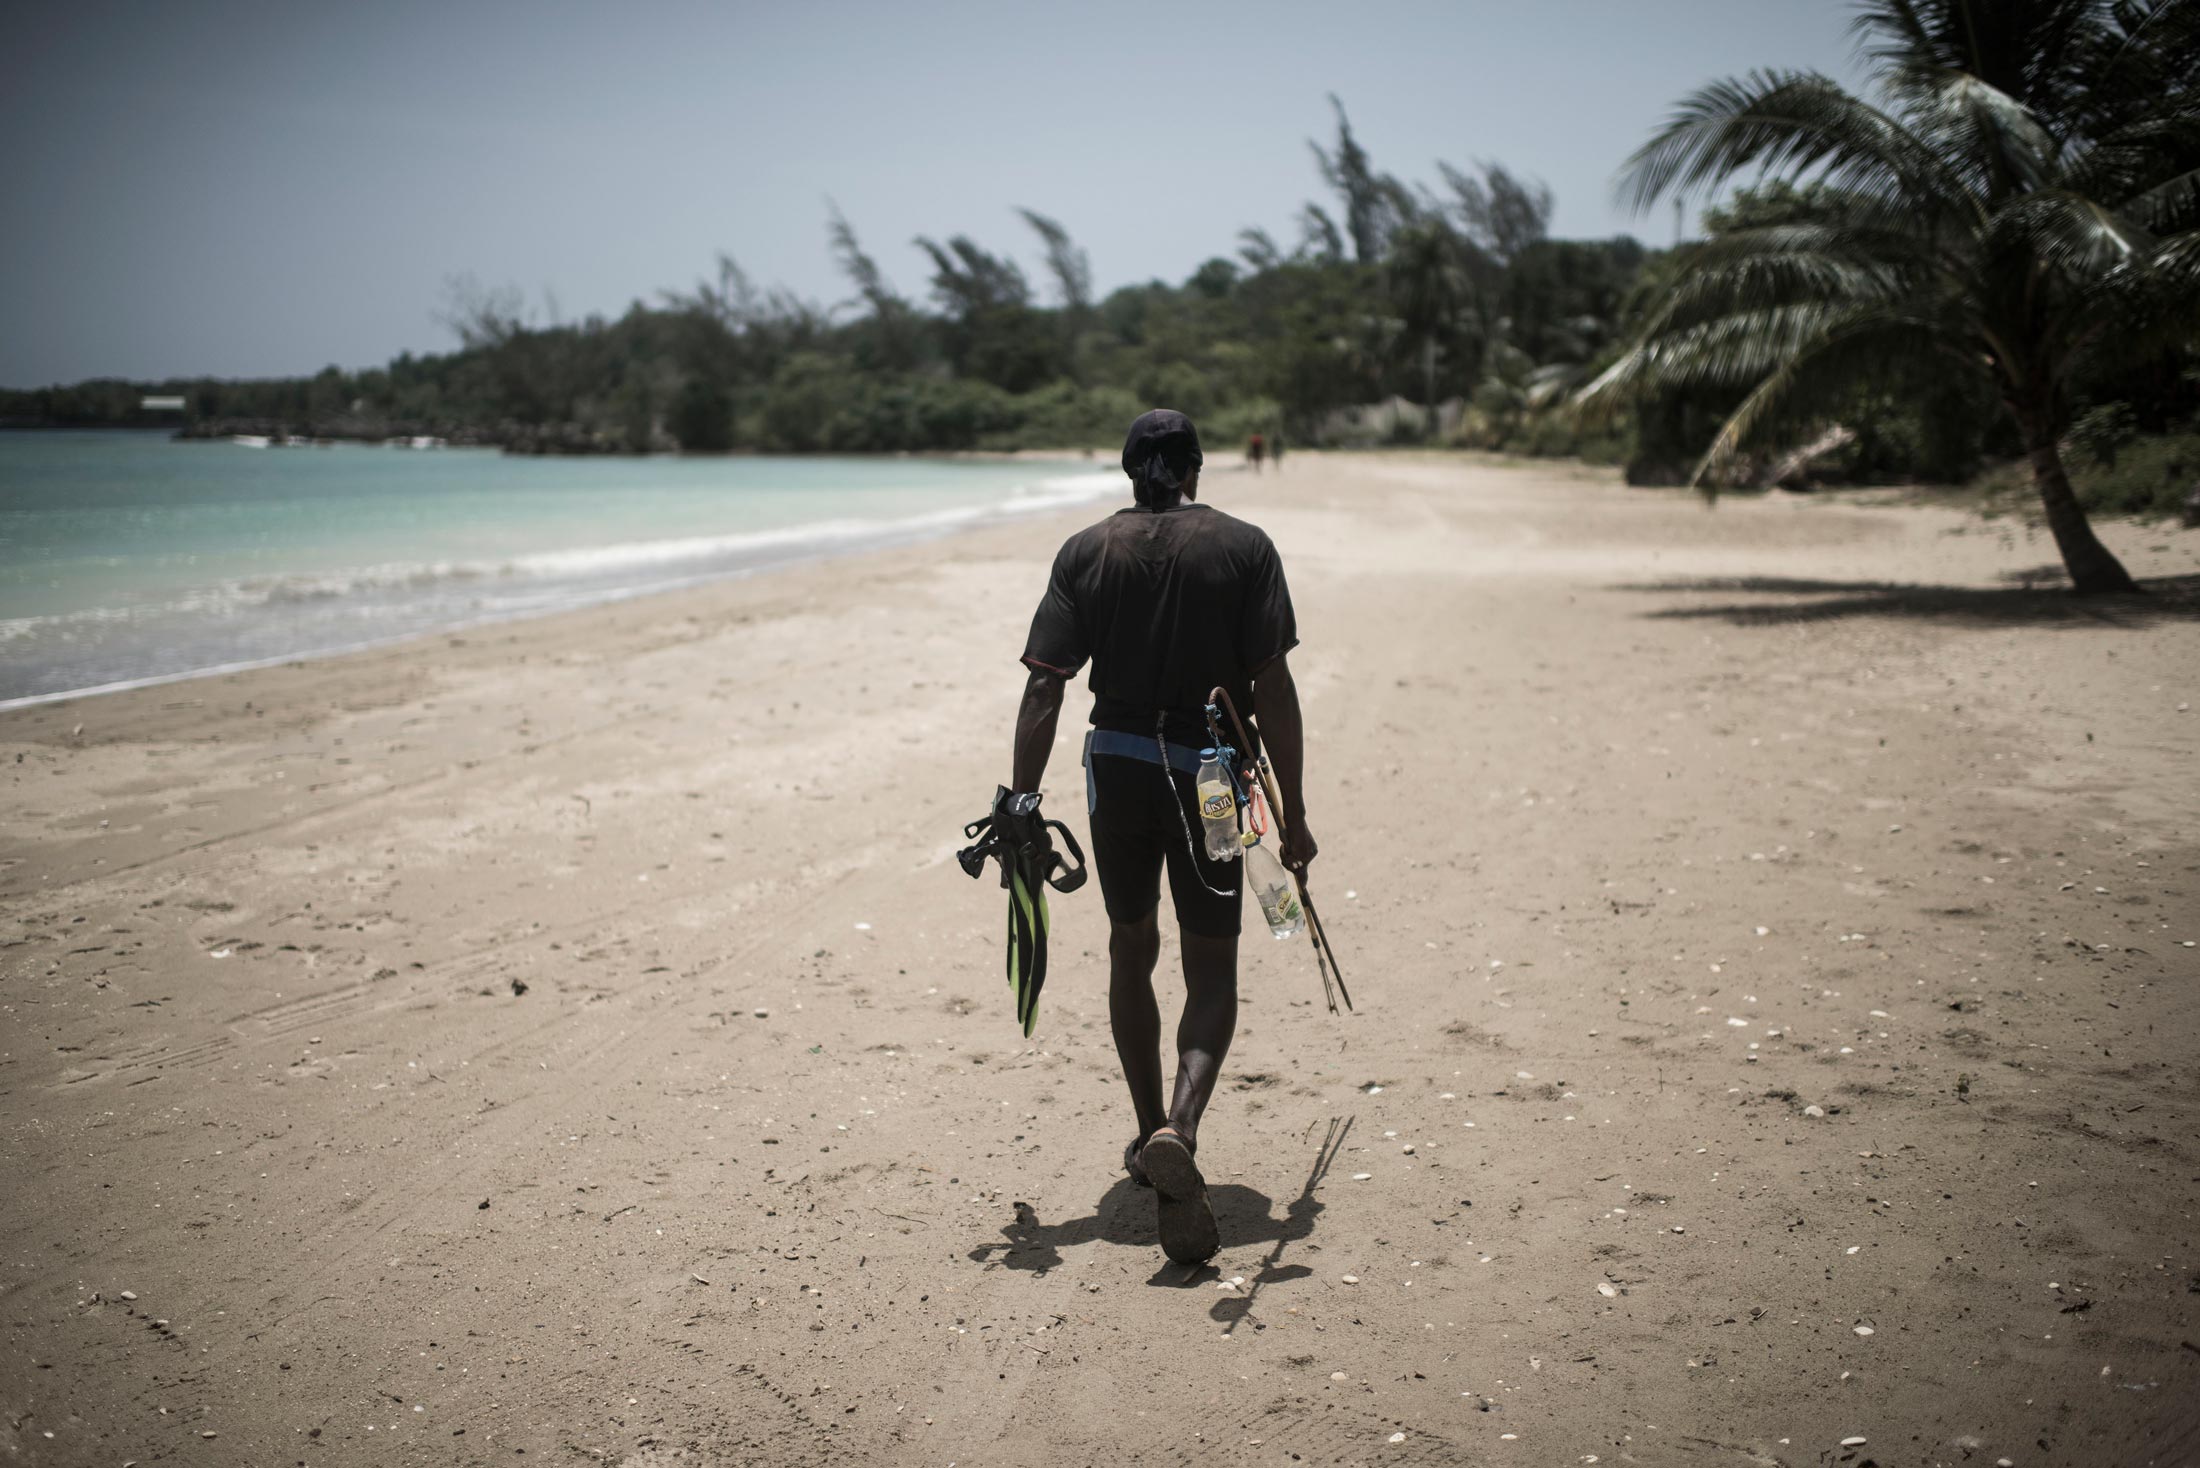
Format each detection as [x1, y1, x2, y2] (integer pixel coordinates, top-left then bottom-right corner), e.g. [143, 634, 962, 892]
[1008, 409, 1315, 1264]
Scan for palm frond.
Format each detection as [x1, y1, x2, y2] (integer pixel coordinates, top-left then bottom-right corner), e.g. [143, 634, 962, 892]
[1586, 302, 1858, 401]
[2113, 162, 2200, 231]
[2155, 226, 2200, 283]
[1618, 70, 1970, 217]
[2065, 111, 2200, 218]
[2051, 224, 2200, 370]
[1858, 0, 2104, 131]
[1989, 189, 2154, 277]
[1690, 314, 1968, 482]
[2091, 0, 2200, 102]
[1619, 242, 1909, 343]
[1893, 69, 2057, 199]
[1851, 0, 1937, 70]
[1524, 361, 1581, 409]
[1689, 213, 1942, 267]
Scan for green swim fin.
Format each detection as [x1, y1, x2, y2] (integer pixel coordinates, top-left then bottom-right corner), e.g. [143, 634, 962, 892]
[1007, 862, 1049, 1038]
[959, 787, 1084, 1039]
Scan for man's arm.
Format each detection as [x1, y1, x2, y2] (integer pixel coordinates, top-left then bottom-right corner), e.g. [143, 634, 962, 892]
[1011, 667, 1066, 794]
[1252, 653, 1317, 872]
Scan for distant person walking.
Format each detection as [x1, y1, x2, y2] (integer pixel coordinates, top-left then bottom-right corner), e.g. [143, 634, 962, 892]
[1246, 432, 1266, 473]
[1009, 409, 1316, 1264]
[1270, 431, 1285, 472]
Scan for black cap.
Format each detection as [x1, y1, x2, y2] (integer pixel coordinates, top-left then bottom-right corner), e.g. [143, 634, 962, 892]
[1121, 409, 1202, 501]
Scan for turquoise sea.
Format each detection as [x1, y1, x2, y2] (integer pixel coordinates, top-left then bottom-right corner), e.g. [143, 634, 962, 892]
[0, 432, 1113, 706]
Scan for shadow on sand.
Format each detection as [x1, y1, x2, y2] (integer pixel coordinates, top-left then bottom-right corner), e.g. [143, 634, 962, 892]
[1618, 571, 2200, 628]
[967, 1117, 1352, 1328]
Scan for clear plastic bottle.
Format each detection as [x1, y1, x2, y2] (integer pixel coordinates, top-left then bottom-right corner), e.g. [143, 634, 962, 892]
[1195, 749, 1241, 862]
[1243, 837, 1304, 939]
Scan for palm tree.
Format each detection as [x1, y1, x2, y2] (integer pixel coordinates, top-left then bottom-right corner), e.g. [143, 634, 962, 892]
[1585, 0, 2199, 593]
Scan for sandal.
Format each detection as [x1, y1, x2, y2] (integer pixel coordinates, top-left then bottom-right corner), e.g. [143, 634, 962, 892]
[1125, 1136, 1154, 1188]
[1138, 1126, 1218, 1264]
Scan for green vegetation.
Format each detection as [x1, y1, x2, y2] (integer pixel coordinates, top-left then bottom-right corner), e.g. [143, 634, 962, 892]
[0, 97, 1644, 461]
[3, 4, 2193, 593]
[1971, 427, 2200, 521]
[1584, 0, 2200, 592]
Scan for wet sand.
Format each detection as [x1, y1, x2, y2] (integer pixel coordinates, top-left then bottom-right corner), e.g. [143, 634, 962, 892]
[4, 452, 2196, 1466]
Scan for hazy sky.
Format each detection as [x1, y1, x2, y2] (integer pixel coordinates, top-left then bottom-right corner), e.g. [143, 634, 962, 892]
[1, 0, 1870, 386]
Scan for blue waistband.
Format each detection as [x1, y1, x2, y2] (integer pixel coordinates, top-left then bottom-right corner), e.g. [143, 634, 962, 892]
[1085, 729, 1204, 776]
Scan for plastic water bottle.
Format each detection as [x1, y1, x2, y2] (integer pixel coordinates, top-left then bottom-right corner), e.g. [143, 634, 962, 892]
[1244, 837, 1304, 939]
[1195, 749, 1241, 862]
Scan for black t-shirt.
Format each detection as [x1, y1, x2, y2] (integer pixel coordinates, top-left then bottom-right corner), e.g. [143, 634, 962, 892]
[1021, 502, 1298, 748]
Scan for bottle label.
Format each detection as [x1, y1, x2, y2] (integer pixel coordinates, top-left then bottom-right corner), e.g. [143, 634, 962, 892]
[1198, 786, 1233, 821]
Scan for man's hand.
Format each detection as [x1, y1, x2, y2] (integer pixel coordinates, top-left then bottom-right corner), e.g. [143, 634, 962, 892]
[990, 786, 1055, 890]
[1252, 654, 1314, 875]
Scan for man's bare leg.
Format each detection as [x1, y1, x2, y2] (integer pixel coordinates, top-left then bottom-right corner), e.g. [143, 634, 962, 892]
[1108, 913, 1167, 1150]
[1166, 930, 1239, 1153]
[1137, 928, 1234, 1263]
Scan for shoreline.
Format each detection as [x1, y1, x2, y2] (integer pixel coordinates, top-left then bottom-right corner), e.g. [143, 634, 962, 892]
[0, 422, 1128, 464]
[3, 453, 2194, 1464]
[0, 448, 1133, 712]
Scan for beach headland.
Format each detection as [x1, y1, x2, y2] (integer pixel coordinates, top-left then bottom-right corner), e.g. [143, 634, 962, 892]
[3, 453, 2196, 1465]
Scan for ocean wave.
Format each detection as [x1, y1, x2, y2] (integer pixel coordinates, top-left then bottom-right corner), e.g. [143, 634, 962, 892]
[0, 463, 1118, 695]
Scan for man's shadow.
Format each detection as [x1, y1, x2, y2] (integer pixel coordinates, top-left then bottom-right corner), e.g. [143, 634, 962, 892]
[966, 1116, 1351, 1328]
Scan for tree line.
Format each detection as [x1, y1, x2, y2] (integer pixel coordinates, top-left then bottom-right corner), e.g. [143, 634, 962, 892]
[4, 0, 2192, 591]
[0, 98, 1647, 462]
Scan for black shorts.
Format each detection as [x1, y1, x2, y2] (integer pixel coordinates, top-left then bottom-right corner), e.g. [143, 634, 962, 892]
[1084, 747, 1244, 938]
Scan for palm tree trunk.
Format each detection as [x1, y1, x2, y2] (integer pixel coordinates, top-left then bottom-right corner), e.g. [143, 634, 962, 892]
[2019, 413, 2139, 595]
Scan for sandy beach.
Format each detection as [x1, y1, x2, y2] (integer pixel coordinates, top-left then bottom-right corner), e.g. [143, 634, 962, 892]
[4, 452, 2196, 1467]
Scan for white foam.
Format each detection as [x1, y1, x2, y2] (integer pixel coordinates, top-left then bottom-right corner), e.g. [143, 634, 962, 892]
[1, 461, 1117, 709]
[7, 472, 1113, 636]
